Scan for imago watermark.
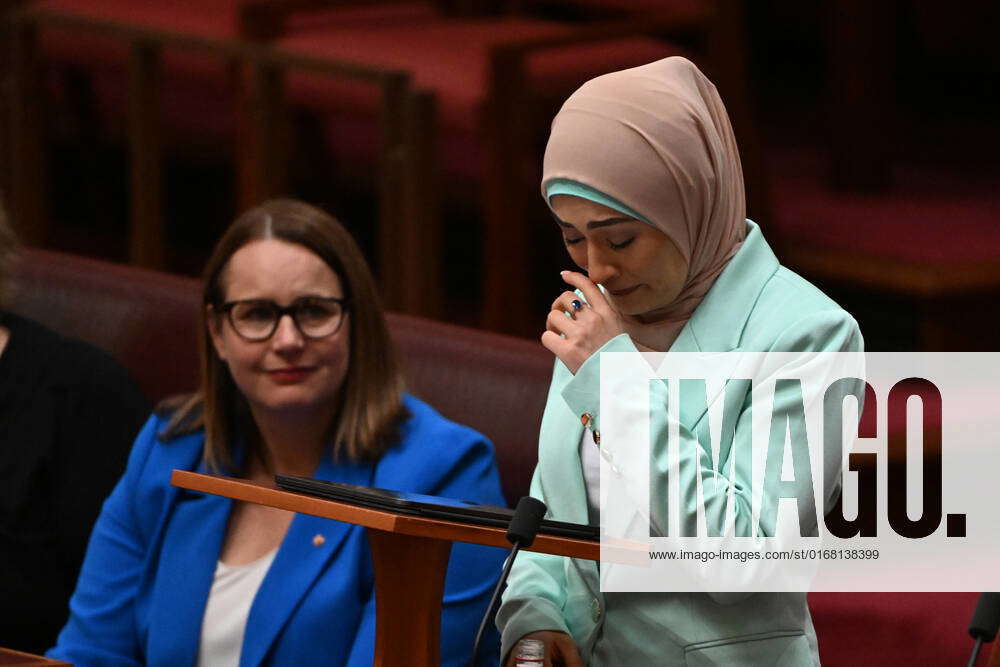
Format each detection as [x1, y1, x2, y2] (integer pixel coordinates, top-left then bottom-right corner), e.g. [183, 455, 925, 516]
[596, 352, 1000, 592]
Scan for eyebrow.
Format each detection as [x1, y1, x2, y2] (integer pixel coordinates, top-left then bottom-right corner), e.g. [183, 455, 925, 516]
[555, 215, 637, 231]
[224, 294, 341, 305]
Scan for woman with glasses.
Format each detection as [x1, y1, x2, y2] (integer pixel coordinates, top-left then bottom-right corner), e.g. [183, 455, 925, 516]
[49, 199, 506, 666]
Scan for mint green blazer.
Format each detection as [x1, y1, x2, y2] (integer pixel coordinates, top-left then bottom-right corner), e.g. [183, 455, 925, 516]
[497, 221, 863, 666]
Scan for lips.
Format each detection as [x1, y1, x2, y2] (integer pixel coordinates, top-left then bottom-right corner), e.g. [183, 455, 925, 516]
[607, 285, 640, 297]
[266, 367, 316, 384]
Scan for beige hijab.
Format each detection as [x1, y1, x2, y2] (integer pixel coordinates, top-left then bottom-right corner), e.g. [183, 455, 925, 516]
[542, 56, 746, 349]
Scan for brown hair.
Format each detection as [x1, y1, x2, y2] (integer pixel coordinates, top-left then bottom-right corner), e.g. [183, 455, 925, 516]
[161, 199, 407, 471]
[0, 199, 19, 308]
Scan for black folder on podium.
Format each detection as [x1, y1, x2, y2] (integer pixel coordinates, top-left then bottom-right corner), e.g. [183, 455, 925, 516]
[275, 474, 599, 541]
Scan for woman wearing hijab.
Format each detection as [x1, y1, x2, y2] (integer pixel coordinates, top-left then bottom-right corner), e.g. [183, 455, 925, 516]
[496, 57, 862, 665]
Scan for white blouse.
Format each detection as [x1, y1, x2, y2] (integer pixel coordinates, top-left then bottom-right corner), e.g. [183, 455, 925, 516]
[197, 549, 278, 667]
[580, 429, 602, 526]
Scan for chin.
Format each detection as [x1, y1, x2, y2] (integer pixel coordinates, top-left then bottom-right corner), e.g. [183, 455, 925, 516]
[257, 387, 334, 414]
[609, 295, 651, 318]
[615, 289, 681, 322]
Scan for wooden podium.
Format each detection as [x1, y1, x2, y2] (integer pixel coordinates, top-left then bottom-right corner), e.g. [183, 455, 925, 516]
[0, 649, 68, 666]
[171, 470, 598, 667]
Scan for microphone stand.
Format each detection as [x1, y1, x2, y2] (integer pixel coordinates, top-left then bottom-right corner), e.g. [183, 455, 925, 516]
[968, 592, 1000, 667]
[469, 496, 548, 667]
[470, 542, 524, 667]
[968, 638, 983, 667]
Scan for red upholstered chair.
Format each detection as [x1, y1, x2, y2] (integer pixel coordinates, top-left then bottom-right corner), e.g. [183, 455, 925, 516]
[6, 0, 243, 259]
[9, 248, 202, 402]
[759, 2, 1000, 352]
[5, 0, 764, 334]
[8, 246, 552, 504]
[767, 145, 1000, 351]
[6, 1, 434, 317]
[11, 248, 989, 655]
[236, 0, 760, 336]
[386, 311, 552, 505]
[808, 592, 981, 666]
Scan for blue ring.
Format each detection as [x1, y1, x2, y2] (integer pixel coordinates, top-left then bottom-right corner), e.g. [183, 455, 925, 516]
[570, 299, 583, 311]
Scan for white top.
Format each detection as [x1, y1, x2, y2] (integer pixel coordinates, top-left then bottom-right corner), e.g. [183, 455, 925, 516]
[580, 429, 601, 526]
[197, 549, 278, 667]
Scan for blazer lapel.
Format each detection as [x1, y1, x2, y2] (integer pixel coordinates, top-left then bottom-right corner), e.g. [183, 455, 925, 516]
[146, 485, 232, 666]
[239, 456, 374, 667]
[669, 220, 780, 434]
[539, 360, 589, 525]
[684, 221, 778, 355]
[573, 223, 780, 593]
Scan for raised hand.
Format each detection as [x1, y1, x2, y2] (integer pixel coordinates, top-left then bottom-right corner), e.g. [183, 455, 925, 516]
[541, 271, 627, 374]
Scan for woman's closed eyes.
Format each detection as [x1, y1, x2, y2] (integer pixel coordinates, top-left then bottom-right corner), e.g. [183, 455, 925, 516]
[562, 235, 636, 250]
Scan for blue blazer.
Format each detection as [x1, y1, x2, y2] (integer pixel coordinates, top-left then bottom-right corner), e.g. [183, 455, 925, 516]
[50, 395, 507, 666]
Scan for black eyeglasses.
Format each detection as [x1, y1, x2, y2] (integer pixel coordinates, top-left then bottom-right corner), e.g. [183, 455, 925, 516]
[220, 296, 349, 341]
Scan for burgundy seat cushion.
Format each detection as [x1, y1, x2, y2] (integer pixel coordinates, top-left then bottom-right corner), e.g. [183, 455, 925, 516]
[386, 313, 551, 505]
[770, 146, 1000, 266]
[9, 248, 202, 403]
[809, 591, 980, 665]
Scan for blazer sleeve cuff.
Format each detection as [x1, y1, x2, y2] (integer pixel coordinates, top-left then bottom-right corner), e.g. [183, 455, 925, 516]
[560, 333, 637, 434]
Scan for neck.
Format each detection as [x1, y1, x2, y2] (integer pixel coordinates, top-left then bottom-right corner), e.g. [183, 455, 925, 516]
[248, 406, 333, 478]
[632, 306, 675, 326]
[620, 308, 687, 352]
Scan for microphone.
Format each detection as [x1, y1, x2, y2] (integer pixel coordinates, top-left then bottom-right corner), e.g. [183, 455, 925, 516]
[469, 496, 548, 667]
[506, 496, 548, 548]
[967, 592, 1000, 667]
